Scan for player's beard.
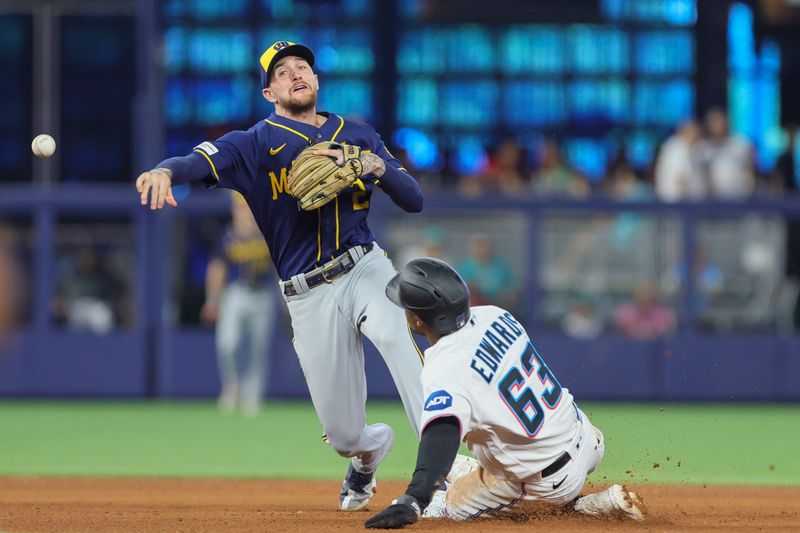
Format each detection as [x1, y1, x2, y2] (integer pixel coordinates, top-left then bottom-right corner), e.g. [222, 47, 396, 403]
[281, 88, 318, 115]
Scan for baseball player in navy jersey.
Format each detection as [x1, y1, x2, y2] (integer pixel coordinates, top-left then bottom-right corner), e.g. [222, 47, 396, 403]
[136, 41, 425, 510]
[364, 258, 646, 528]
[201, 192, 276, 417]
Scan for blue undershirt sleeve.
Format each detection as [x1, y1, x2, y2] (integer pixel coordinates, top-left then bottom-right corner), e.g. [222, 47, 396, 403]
[156, 153, 216, 187]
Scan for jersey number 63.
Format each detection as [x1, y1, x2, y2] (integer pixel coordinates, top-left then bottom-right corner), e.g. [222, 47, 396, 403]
[498, 341, 563, 438]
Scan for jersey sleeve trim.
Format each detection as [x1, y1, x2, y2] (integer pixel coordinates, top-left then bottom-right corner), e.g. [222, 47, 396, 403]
[193, 149, 220, 181]
[265, 119, 310, 143]
[422, 414, 463, 442]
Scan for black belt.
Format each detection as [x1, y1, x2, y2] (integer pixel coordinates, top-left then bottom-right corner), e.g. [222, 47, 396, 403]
[283, 243, 373, 297]
[541, 451, 571, 478]
[540, 404, 582, 478]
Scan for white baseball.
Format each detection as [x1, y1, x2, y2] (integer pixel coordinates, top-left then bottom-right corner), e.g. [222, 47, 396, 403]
[32, 134, 56, 158]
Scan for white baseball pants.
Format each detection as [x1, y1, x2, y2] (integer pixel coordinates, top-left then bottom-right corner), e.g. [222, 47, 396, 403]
[283, 244, 424, 465]
[443, 408, 605, 520]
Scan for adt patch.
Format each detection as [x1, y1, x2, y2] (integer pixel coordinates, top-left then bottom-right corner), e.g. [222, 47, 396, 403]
[424, 390, 452, 411]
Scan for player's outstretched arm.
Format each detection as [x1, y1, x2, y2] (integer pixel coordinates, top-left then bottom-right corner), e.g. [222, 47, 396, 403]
[135, 146, 226, 210]
[136, 168, 177, 210]
[365, 417, 461, 528]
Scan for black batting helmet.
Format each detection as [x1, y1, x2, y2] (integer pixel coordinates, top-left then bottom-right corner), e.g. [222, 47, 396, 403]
[386, 257, 470, 335]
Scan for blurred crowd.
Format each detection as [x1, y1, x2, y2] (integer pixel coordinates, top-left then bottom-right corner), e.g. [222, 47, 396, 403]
[388, 109, 800, 340]
[385, 110, 800, 340]
[51, 244, 129, 334]
[394, 224, 684, 341]
[3, 110, 799, 345]
[397, 108, 798, 203]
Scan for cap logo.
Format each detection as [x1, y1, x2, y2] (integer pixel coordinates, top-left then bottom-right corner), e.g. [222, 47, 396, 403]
[260, 40, 311, 88]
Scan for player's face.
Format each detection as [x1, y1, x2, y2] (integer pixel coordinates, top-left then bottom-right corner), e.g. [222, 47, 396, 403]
[263, 56, 319, 114]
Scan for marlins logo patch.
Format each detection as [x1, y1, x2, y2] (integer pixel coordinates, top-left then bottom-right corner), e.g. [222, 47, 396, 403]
[424, 390, 452, 411]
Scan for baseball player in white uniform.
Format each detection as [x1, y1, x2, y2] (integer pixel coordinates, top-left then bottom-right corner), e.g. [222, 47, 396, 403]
[365, 257, 646, 528]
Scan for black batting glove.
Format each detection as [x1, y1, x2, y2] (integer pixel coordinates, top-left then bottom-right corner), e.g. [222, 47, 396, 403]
[364, 494, 421, 529]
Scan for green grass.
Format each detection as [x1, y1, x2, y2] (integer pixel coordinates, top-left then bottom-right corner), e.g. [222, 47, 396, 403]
[586, 404, 800, 486]
[0, 401, 798, 485]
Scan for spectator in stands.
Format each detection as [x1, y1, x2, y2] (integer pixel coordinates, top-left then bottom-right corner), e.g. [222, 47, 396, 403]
[457, 233, 517, 311]
[532, 139, 590, 198]
[614, 281, 677, 340]
[394, 224, 451, 269]
[605, 163, 653, 202]
[562, 299, 603, 339]
[459, 138, 526, 196]
[200, 192, 277, 417]
[604, 164, 655, 249]
[655, 119, 704, 201]
[694, 108, 756, 199]
[52, 245, 126, 334]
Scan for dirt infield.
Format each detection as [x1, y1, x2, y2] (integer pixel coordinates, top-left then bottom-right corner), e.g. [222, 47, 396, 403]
[1, 477, 799, 532]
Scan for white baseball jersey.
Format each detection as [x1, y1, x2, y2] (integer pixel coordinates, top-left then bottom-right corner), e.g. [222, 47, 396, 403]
[420, 305, 577, 481]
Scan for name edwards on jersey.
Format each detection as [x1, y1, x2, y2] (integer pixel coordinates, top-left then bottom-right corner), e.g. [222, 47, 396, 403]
[470, 312, 524, 384]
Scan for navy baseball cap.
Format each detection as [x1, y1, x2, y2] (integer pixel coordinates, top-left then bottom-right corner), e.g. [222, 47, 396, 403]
[259, 41, 315, 88]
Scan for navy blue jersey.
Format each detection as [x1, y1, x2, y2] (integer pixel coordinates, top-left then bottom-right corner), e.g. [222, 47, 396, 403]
[159, 112, 422, 280]
[212, 227, 273, 287]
